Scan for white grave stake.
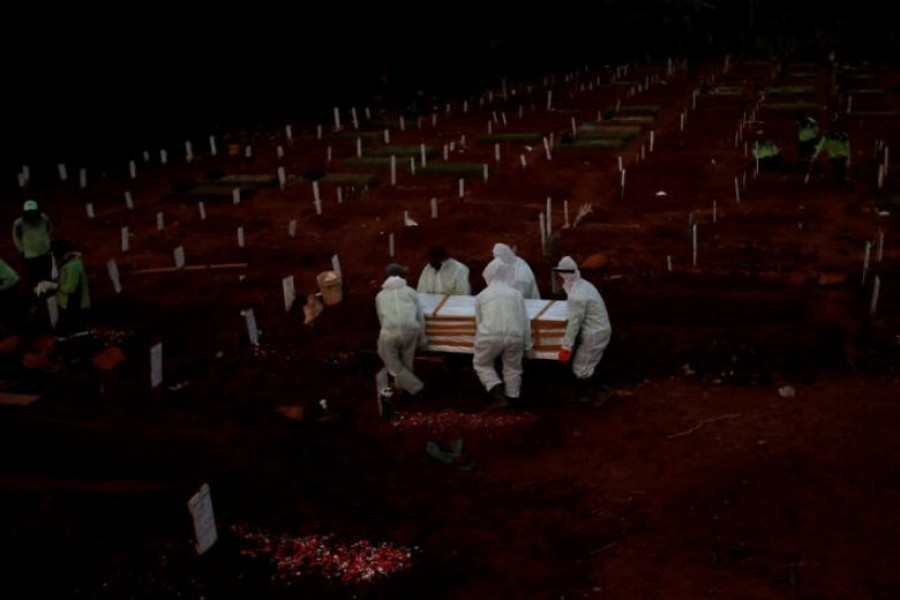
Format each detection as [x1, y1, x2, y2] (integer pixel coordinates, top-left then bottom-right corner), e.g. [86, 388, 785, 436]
[198, 202, 206, 221]
[276, 145, 284, 159]
[285, 124, 293, 143]
[85, 203, 95, 219]
[388, 232, 395, 257]
[571, 116, 577, 136]
[546, 197, 552, 235]
[869, 276, 881, 317]
[237, 227, 245, 248]
[314, 199, 322, 216]
[283, 276, 296, 312]
[326, 146, 332, 162]
[430, 197, 437, 219]
[543, 137, 552, 160]
[617, 155, 623, 172]
[564, 200, 570, 228]
[487, 120, 493, 135]
[483, 164, 489, 182]
[713, 200, 718, 223]
[620, 169, 626, 200]
[667, 255, 673, 272]
[107, 259, 122, 294]
[160, 149, 168, 165]
[734, 177, 741, 203]
[356, 137, 362, 158]
[876, 231, 884, 262]
[862, 241, 871, 285]
[150, 343, 163, 388]
[520, 154, 526, 169]
[692, 224, 698, 267]
[351, 107, 359, 129]
[244, 145, 252, 160]
[124, 191, 134, 210]
[244, 309, 259, 346]
[288, 219, 297, 238]
[539, 213, 547, 249]
[232, 188, 241, 204]
[185, 140, 193, 162]
[79, 168, 87, 189]
[337, 187, 343, 203]
[399, 116, 406, 131]
[410, 157, 416, 175]
[209, 135, 217, 156]
[458, 178, 465, 199]
[174, 246, 185, 269]
[443, 145, 449, 160]
[156, 211, 164, 231]
[384, 128, 390, 144]
[121, 227, 130, 253]
[333, 106, 342, 130]
[278, 166, 286, 189]
[495, 143, 501, 162]
[650, 130, 655, 152]
[58, 163, 68, 181]
[129, 160, 137, 179]
[331, 255, 342, 274]
[390, 155, 397, 186]
[187, 483, 217, 555]
[679, 112, 685, 131]
[878, 164, 884, 189]
[47, 296, 58, 328]
[420, 143, 427, 167]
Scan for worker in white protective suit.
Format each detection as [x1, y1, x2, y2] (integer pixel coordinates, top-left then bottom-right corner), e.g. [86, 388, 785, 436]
[376, 265, 427, 397]
[416, 245, 471, 295]
[554, 256, 612, 404]
[492, 243, 540, 299]
[473, 259, 533, 410]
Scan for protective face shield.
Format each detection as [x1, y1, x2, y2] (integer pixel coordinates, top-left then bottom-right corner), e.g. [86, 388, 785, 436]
[553, 256, 579, 286]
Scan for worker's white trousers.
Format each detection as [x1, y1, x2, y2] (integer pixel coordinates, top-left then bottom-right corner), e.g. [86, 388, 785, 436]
[472, 334, 525, 398]
[572, 330, 610, 380]
[378, 330, 424, 394]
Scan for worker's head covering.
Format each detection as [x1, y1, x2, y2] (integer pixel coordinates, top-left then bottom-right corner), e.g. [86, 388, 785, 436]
[50, 238, 74, 260]
[492, 243, 517, 265]
[428, 245, 448, 269]
[482, 257, 514, 286]
[554, 256, 581, 290]
[381, 275, 407, 289]
[385, 263, 409, 277]
[23, 200, 38, 212]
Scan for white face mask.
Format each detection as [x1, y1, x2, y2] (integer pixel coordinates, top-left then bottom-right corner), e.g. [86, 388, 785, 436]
[559, 272, 577, 293]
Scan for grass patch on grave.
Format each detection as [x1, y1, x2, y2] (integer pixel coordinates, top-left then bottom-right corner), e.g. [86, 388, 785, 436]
[342, 157, 397, 170]
[367, 145, 438, 158]
[765, 86, 816, 96]
[331, 130, 385, 141]
[577, 124, 641, 139]
[761, 101, 819, 112]
[603, 105, 660, 117]
[212, 174, 278, 188]
[707, 86, 745, 96]
[556, 137, 632, 151]
[320, 173, 380, 186]
[603, 115, 655, 125]
[417, 162, 486, 178]
[479, 132, 546, 144]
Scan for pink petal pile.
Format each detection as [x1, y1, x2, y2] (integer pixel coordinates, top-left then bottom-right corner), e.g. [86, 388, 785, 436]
[233, 525, 413, 585]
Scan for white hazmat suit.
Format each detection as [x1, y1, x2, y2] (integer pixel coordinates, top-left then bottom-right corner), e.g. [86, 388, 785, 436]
[473, 260, 532, 399]
[416, 258, 471, 295]
[492, 243, 540, 299]
[376, 275, 427, 395]
[556, 256, 612, 380]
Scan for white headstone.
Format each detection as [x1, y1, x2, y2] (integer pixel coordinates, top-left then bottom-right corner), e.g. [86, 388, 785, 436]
[150, 342, 163, 388]
[282, 276, 296, 312]
[107, 259, 122, 294]
[244, 309, 259, 346]
[187, 483, 217, 555]
[174, 246, 185, 269]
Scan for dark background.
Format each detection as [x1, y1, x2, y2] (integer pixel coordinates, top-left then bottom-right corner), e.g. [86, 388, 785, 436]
[2, 0, 897, 182]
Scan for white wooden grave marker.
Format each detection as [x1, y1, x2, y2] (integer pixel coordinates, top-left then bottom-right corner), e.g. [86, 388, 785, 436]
[187, 483, 217, 555]
[331, 255, 342, 274]
[185, 140, 193, 162]
[278, 166, 286, 189]
[160, 149, 168, 165]
[333, 106, 341, 130]
[174, 246, 185, 269]
[430, 197, 437, 219]
[198, 202, 206, 221]
[288, 219, 297, 239]
[124, 191, 134, 210]
[58, 163, 68, 181]
[107, 259, 122, 294]
[150, 342, 163, 388]
[232, 188, 240, 204]
[283, 275, 296, 312]
[121, 226, 130, 253]
[85, 203, 94, 219]
[869, 276, 881, 317]
[129, 160, 137, 179]
[237, 227, 245, 248]
[156, 212, 164, 231]
[79, 168, 87, 189]
[209, 135, 217, 156]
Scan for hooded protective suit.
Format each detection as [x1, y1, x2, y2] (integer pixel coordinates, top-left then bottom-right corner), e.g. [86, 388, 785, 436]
[473, 260, 532, 399]
[493, 243, 540, 299]
[376, 276, 426, 395]
[416, 258, 471, 295]
[557, 256, 612, 380]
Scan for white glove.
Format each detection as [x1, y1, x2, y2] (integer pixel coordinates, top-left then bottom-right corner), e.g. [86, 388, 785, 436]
[34, 281, 58, 296]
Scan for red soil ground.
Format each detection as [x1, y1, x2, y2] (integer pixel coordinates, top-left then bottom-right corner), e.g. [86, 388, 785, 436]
[1, 59, 898, 598]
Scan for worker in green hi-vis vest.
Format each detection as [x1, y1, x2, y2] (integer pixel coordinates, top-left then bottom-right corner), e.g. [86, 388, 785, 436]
[752, 133, 784, 171]
[813, 116, 851, 186]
